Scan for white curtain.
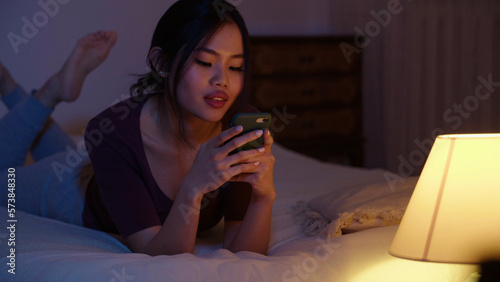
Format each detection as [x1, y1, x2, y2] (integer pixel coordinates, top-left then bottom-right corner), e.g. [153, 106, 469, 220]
[330, 0, 500, 175]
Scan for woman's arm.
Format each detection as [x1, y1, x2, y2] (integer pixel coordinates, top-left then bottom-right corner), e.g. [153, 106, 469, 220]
[125, 126, 269, 255]
[223, 130, 276, 254]
[223, 193, 275, 254]
[126, 190, 203, 255]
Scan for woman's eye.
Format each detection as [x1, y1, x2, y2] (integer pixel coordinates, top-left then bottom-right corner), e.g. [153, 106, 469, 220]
[195, 59, 212, 67]
[230, 66, 244, 72]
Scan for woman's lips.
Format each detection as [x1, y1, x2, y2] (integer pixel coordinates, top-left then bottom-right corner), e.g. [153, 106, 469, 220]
[204, 92, 228, 109]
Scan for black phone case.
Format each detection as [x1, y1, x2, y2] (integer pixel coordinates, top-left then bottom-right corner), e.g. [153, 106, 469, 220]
[228, 112, 271, 155]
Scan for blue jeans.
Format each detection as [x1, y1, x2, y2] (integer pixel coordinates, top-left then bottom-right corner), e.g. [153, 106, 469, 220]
[0, 87, 88, 225]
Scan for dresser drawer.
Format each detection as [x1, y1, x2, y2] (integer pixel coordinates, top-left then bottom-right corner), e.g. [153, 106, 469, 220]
[249, 36, 364, 166]
[270, 107, 360, 140]
[251, 76, 359, 109]
[251, 41, 360, 76]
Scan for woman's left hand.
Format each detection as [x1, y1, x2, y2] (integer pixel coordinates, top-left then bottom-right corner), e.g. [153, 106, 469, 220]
[230, 129, 276, 199]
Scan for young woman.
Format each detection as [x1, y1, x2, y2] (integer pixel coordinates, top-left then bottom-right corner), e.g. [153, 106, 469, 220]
[84, 0, 276, 255]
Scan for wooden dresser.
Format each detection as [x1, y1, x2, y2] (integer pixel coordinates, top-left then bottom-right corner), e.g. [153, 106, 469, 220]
[249, 36, 364, 166]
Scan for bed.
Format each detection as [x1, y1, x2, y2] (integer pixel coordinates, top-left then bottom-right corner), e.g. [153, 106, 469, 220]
[0, 143, 479, 281]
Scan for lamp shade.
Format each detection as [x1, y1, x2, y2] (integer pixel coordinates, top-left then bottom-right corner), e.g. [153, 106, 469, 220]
[389, 134, 500, 264]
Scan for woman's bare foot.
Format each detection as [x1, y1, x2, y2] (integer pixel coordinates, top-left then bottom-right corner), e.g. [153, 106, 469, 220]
[0, 60, 19, 97]
[35, 30, 118, 108]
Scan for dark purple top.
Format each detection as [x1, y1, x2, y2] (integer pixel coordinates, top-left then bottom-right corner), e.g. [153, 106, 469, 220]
[83, 94, 254, 238]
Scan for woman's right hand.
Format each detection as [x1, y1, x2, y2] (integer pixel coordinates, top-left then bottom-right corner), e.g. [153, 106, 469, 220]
[178, 125, 266, 205]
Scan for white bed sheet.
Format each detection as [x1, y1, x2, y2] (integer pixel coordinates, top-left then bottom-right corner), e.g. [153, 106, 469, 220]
[0, 144, 478, 281]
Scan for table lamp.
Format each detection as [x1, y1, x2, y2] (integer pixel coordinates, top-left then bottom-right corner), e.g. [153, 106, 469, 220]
[389, 134, 500, 264]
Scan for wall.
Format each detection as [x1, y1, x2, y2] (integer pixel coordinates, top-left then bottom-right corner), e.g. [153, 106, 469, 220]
[330, 0, 500, 173]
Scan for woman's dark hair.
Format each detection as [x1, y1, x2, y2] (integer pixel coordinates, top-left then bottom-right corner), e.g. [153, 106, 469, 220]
[129, 0, 251, 147]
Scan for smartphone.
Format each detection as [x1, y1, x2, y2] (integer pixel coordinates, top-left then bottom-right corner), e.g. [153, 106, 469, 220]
[228, 112, 271, 155]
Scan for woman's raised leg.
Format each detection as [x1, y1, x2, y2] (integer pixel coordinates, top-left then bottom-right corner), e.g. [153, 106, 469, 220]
[0, 31, 117, 164]
[0, 31, 117, 224]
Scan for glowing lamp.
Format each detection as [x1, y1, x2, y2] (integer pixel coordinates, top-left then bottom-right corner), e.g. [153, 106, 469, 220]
[390, 134, 500, 264]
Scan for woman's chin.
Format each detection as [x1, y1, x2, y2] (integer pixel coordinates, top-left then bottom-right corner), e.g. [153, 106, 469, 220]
[190, 111, 225, 124]
[203, 108, 231, 122]
[203, 115, 225, 123]
[183, 105, 231, 124]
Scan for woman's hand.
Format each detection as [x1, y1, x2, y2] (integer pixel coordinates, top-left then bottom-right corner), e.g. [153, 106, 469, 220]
[230, 129, 276, 200]
[178, 125, 268, 204]
[222, 129, 275, 254]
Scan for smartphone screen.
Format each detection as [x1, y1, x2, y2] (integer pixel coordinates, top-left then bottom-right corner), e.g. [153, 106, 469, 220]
[228, 112, 271, 155]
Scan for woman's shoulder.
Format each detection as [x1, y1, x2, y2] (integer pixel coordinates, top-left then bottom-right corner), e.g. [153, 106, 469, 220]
[85, 94, 152, 145]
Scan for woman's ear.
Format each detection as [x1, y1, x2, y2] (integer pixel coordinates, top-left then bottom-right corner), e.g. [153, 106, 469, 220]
[148, 47, 167, 73]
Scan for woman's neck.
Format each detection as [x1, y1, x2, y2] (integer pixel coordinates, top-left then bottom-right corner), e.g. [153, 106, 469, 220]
[178, 114, 221, 145]
[151, 99, 221, 149]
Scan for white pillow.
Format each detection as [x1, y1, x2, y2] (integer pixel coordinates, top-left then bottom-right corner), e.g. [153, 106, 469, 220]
[292, 176, 418, 238]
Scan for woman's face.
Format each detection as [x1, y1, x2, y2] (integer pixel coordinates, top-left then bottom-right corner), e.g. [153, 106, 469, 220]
[175, 23, 244, 124]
